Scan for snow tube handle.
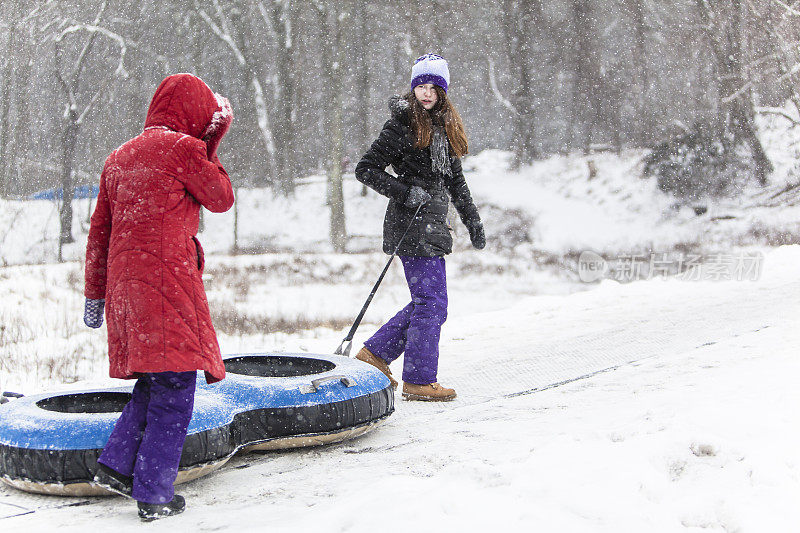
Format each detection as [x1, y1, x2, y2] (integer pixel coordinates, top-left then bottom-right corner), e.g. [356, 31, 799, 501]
[300, 375, 356, 394]
[0, 392, 24, 405]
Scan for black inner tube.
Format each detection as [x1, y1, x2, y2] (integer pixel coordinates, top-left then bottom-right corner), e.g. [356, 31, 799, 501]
[36, 392, 132, 414]
[224, 355, 335, 377]
[33, 357, 336, 414]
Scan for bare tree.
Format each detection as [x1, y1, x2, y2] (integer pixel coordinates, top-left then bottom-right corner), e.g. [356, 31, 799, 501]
[568, 0, 623, 154]
[1, 0, 794, 223]
[353, 0, 371, 195]
[314, 0, 348, 253]
[622, 0, 654, 146]
[399, 0, 445, 61]
[0, 0, 32, 197]
[0, 8, 19, 197]
[194, 0, 300, 194]
[195, 0, 278, 187]
[747, 0, 800, 118]
[47, 1, 128, 258]
[264, 0, 300, 193]
[495, 0, 543, 167]
[696, 0, 773, 184]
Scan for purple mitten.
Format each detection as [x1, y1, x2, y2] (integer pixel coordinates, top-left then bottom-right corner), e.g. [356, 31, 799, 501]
[84, 298, 105, 328]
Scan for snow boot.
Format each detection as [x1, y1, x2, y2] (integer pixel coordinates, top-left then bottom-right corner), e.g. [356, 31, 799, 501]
[402, 382, 457, 402]
[93, 463, 133, 498]
[138, 495, 186, 522]
[356, 347, 398, 389]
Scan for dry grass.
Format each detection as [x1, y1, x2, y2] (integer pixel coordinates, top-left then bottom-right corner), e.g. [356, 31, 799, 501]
[0, 263, 108, 390]
[36, 347, 86, 384]
[1, 316, 106, 388]
[205, 257, 370, 289]
[740, 223, 800, 246]
[211, 302, 352, 336]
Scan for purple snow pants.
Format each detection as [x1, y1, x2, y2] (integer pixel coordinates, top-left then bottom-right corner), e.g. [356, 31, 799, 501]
[364, 256, 447, 385]
[98, 371, 196, 504]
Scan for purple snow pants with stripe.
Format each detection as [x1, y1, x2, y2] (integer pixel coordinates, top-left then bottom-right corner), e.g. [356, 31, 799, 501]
[364, 256, 447, 385]
[98, 371, 196, 504]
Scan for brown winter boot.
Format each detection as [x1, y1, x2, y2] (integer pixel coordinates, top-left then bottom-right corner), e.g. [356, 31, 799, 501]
[355, 347, 398, 389]
[402, 382, 457, 402]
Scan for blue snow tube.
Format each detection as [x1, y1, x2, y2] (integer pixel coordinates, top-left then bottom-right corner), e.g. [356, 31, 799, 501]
[29, 184, 99, 201]
[0, 353, 394, 496]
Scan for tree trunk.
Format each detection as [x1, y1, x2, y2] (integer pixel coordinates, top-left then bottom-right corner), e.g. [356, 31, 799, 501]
[0, 22, 19, 197]
[59, 115, 79, 257]
[403, 1, 439, 59]
[696, 0, 772, 184]
[267, 1, 297, 195]
[354, 0, 370, 196]
[233, 185, 240, 254]
[624, 0, 652, 146]
[501, 0, 541, 168]
[570, 0, 622, 154]
[247, 71, 278, 185]
[729, 0, 771, 184]
[0, 59, 13, 196]
[328, 103, 347, 253]
[195, 3, 277, 187]
[12, 28, 31, 194]
[571, 0, 597, 153]
[319, 3, 347, 253]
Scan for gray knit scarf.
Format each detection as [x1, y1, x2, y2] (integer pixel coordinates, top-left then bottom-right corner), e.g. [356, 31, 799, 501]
[431, 125, 453, 178]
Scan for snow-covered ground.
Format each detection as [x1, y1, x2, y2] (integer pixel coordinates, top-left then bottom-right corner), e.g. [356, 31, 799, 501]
[1, 245, 798, 531]
[1, 109, 800, 530]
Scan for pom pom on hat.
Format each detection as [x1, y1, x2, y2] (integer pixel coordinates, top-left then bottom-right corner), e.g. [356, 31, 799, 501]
[411, 54, 450, 93]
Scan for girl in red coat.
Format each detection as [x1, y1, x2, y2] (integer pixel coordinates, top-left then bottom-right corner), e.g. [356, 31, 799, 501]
[83, 73, 234, 521]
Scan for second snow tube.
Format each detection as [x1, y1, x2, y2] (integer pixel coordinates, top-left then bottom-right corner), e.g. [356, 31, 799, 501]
[0, 353, 394, 496]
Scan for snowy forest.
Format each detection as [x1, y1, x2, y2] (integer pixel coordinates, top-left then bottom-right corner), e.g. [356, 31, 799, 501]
[2, 0, 800, 253]
[2, 1, 800, 530]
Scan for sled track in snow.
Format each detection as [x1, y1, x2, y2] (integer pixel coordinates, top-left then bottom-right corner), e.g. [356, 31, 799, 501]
[496, 323, 774, 400]
[439, 275, 799, 406]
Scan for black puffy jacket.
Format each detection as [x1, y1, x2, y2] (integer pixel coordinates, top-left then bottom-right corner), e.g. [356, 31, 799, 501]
[355, 96, 482, 257]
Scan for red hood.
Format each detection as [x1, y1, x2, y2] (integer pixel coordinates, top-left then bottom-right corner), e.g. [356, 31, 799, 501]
[143, 73, 219, 139]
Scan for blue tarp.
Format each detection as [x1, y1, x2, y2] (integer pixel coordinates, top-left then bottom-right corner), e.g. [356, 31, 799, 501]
[29, 184, 99, 201]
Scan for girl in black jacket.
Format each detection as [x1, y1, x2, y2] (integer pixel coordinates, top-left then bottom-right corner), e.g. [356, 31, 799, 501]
[354, 54, 485, 401]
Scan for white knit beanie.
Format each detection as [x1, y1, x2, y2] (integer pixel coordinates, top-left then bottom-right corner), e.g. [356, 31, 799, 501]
[411, 54, 450, 93]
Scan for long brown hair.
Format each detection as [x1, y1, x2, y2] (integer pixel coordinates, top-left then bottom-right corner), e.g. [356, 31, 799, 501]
[405, 86, 468, 158]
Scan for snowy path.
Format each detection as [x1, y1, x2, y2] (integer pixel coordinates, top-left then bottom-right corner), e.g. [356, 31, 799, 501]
[443, 252, 799, 402]
[1, 247, 799, 532]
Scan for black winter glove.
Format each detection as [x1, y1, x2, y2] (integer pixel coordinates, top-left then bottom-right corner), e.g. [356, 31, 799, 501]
[404, 186, 432, 208]
[467, 221, 486, 250]
[84, 298, 105, 328]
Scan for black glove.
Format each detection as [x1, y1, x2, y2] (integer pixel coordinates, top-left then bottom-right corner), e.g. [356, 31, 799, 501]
[467, 221, 486, 250]
[84, 298, 105, 328]
[404, 186, 432, 208]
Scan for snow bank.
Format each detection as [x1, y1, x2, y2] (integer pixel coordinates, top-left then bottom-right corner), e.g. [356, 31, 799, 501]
[2, 246, 797, 531]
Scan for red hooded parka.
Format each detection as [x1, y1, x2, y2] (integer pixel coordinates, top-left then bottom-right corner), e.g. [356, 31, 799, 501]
[85, 74, 234, 383]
